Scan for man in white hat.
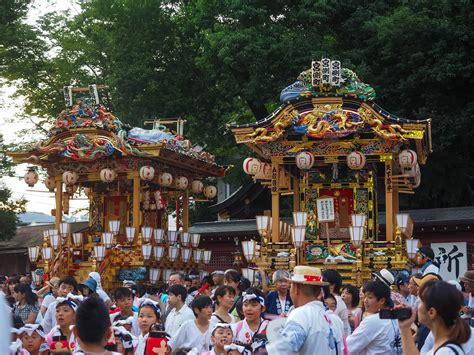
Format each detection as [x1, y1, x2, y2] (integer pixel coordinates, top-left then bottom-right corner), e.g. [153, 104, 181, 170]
[266, 266, 344, 355]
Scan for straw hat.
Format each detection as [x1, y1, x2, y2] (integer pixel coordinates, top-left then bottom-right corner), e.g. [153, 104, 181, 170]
[46, 277, 60, 288]
[413, 273, 441, 287]
[285, 266, 329, 286]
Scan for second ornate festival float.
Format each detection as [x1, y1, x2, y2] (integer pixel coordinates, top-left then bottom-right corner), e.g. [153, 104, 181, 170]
[228, 58, 432, 284]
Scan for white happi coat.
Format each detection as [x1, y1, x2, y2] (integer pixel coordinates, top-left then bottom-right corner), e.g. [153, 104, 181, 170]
[267, 300, 344, 355]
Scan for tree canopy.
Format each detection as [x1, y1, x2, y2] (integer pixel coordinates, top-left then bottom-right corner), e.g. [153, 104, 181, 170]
[0, 0, 473, 226]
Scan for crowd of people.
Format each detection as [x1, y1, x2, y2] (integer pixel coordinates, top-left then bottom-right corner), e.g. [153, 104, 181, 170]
[1, 245, 474, 354]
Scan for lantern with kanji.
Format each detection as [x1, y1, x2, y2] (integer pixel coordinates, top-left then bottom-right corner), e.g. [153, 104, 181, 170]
[175, 176, 188, 190]
[100, 168, 116, 183]
[255, 162, 271, 180]
[62, 171, 78, 185]
[243, 158, 261, 175]
[347, 151, 366, 170]
[24, 169, 39, 187]
[44, 176, 56, 191]
[203, 185, 217, 199]
[158, 172, 173, 187]
[191, 180, 203, 194]
[399, 149, 417, 169]
[295, 151, 314, 170]
[139, 165, 155, 181]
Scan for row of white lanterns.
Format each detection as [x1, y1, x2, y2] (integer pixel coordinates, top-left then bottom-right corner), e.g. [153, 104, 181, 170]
[240, 211, 419, 264]
[242, 149, 419, 176]
[25, 169, 217, 199]
[140, 244, 211, 264]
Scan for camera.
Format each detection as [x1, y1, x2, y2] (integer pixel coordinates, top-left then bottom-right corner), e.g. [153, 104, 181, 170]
[379, 308, 412, 320]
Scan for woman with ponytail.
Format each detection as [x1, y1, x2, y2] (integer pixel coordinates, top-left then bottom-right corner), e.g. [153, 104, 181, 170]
[399, 280, 471, 354]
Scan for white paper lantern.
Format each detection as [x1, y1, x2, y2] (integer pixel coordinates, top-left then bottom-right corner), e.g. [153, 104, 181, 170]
[191, 180, 203, 194]
[243, 158, 261, 175]
[399, 149, 417, 169]
[62, 171, 79, 185]
[100, 168, 116, 183]
[203, 185, 217, 199]
[175, 176, 188, 190]
[139, 165, 155, 181]
[24, 170, 39, 187]
[44, 176, 56, 191]
[295, 151, 314, 170]
[347, 151, 366, 170]
[158, 172, 173, 187]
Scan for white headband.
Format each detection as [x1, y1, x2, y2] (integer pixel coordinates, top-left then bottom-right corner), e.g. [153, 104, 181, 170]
[242, 292, 265, 306]
[138, 297, 160, 314]
[15, 324, 46, 338]
[211, 322, 233, 335]
[112, 316, 135, 326]
[56, 293, 84, 312]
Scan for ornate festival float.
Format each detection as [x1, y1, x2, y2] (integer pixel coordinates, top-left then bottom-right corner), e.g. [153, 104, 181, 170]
[229, 59, 432, 285]
[9, 85, 225, 289]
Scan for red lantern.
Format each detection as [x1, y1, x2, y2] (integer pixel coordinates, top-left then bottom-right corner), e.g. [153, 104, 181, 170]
[100, 168, 116, 183]
[347, 151, 366, 170]
[139, 165, 155, 181]
[295, 151, 314, 170]
[158, 172, 173, 187]
[145, 331, 168, 355]
[243, 157, 262, 175]
[399, 149, 417, 169]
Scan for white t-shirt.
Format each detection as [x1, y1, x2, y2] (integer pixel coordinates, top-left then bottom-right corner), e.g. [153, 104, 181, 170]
[41, 300, 58, 333]
[42, 294, 56, 310]
[346, 313, 400, 355]
[421, 328, 474, 355]
[168, 319, 212, 353]
[164, 304, 195, 337]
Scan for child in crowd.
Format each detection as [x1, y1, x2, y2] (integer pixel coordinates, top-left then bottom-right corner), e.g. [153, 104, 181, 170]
[15, 324, 47, 355]
[169, 295, 213, 353]
[46, 293, 83, 353]
[231, 288, 269, 352]
[211, 286, 237, 325]
[73, 297, 120, 355]
[135, 298, 161, 355]
[324, 293, 338, 313]
[113, 287, 140, 336]
[202, 323, 239, 355]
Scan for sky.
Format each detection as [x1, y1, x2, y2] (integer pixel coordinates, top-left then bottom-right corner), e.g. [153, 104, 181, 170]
[0, 0, 88, 217]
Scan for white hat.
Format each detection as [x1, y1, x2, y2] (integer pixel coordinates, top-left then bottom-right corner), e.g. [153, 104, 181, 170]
[373, 269, 395, 287]
[285, 266, 329, 286]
